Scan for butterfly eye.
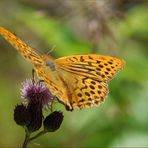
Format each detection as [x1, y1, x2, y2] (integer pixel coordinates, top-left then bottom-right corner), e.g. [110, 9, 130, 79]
[46, 61, 56, 71]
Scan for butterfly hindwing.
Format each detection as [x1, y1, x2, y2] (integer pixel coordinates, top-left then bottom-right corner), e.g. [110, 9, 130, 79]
[71, 76, 109, 109]
[56, 67, 108, 109]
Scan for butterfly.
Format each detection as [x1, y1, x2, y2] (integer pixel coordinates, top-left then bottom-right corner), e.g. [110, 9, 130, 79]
[0, 27, 125, 111]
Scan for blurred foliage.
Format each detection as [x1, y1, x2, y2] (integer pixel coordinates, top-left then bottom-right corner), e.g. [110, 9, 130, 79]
[0, 0, 148, 147]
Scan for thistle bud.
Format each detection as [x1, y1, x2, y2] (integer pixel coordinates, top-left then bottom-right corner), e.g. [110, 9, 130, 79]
[43, 111, 64, 132]
[27, 100, 43, 133]
[14, 104, 30, 126]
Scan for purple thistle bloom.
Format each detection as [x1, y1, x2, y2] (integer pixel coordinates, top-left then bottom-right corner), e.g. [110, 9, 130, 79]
[21, 79, 53, 107]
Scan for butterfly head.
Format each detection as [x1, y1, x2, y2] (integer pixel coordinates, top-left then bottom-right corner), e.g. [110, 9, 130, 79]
[42, 55, 56, 71]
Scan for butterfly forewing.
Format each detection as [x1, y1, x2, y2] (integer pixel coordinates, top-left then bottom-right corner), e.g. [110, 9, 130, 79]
[0, 27, 71, 108]
[55, 54, 125, 82]
[0, 27, 43, 65]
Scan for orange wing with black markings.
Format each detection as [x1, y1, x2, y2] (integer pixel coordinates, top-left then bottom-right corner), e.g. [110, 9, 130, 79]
[0, 26, 125, 110]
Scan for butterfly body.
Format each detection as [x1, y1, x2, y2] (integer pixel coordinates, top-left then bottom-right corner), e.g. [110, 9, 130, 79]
[0, 27, 125, 110]
[45, 61, 56, 71]
[34, 56, 71, 109]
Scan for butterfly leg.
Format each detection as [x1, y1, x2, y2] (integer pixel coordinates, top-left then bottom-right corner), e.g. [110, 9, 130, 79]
[32, 69, 44, 85]
[47, 97, 54, 112]
[65, 105, 73, 111]
[32, 69, 35, 84]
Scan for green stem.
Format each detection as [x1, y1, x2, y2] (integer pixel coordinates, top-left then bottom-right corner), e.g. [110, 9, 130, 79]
[22, 131, 30, 148]
[29, 130, 46, 142]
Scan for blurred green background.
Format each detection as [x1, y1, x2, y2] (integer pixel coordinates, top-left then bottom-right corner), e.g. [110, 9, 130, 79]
[0, 0, 148, 147]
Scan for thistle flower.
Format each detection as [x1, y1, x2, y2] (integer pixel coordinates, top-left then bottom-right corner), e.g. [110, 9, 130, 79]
[14, 78, 64, 147]
[21, 79, 53, 107]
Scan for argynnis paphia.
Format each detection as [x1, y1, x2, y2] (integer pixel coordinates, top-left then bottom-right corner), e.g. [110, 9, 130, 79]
[0, 27, 125, 111]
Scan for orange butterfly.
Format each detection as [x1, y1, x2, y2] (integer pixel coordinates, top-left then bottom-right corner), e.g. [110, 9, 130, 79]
[0, 27, 125, 111]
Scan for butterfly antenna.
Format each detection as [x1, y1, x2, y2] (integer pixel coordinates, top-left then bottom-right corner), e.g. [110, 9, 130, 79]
[46, 45, 56, 56]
